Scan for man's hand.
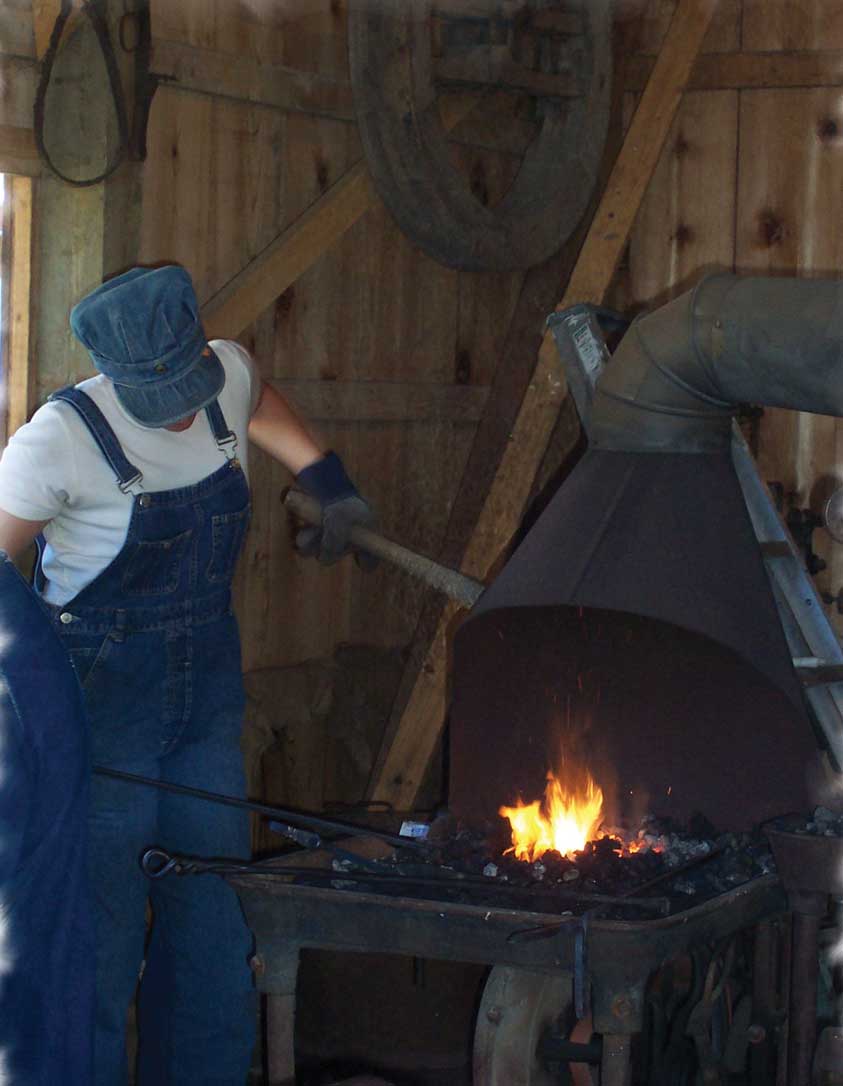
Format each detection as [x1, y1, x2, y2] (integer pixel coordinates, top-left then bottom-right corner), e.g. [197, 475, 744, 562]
[294, 453, 378, 569]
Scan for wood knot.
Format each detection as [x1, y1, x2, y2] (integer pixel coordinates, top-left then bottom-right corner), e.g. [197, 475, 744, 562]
[274, 287, 295, 323]
[757, 208, 784, 248]
[674, 133, 691, 158]
[470, 160, 489, 206]
[673, 222, 694, 246]
[314, 155, 330, 192]
[455, 348, 472, 384]
[818, 117, 840, 143]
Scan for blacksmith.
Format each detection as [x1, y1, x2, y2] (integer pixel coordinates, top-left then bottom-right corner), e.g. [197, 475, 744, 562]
[0, 264, 375, 1084]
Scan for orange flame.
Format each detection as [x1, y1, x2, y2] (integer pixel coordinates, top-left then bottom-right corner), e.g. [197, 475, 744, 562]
[499, 769, 604, 862]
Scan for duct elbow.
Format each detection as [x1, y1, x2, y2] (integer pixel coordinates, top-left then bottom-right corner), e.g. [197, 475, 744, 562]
[590, 273, 843, 454]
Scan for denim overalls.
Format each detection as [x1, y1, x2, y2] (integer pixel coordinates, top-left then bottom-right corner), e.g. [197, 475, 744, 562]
[0, 555, 94, 1085]
[41, 388, 256, 1086]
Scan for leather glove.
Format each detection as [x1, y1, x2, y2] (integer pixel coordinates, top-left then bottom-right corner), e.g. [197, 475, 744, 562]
[294, 452, 379, 570]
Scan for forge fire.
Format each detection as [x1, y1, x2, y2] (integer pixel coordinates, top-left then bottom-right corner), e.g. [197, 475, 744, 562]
[499, 766, 604, 861]
[498, 754, 657, 863]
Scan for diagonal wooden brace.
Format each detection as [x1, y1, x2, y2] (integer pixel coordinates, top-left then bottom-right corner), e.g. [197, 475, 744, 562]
[368, 0, 721, 809]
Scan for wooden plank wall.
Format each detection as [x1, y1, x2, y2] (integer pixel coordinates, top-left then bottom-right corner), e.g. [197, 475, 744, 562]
[13, 0, 843, 810]
[140, 0, 525, 676]
[612, 0, 843, 638]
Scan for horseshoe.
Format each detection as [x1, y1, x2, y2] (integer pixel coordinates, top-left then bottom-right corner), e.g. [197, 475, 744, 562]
[348, 1, 613, 271]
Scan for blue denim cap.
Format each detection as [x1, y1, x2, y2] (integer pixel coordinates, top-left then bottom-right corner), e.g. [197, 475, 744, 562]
[69, 265, 225, 427]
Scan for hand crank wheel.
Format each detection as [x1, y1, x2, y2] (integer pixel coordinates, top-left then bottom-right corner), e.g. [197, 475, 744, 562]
[348, 1, 613, 271]
[473, 965, 597, 1085]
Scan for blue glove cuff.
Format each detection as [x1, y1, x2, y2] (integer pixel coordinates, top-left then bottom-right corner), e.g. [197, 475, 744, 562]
[295, 451, 359, 505]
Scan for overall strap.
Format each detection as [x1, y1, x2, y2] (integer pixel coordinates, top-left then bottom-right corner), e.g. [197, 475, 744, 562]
[204, 400, 238, 460]
[49, 387, 143, 493]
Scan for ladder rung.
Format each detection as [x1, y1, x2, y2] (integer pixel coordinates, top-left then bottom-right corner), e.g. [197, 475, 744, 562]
[795, 665, 843, 687]
[760, 541, 795, 559]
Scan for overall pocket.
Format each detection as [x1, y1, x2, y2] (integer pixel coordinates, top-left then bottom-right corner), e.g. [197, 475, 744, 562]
[206, 506, 251, 583]
[121, 529, 194, 596]
[65, 630, 116, 693]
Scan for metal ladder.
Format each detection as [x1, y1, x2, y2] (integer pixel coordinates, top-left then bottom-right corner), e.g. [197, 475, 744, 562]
[548, 305, 843, 770]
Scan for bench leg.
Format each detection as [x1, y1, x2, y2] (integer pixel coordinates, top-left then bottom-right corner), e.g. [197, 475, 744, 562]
[264, 949, 300, 1086]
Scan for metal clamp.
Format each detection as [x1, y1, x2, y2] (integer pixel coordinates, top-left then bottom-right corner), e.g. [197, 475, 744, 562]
[215, 433, 239, 461]
[118, 471, 144, 495]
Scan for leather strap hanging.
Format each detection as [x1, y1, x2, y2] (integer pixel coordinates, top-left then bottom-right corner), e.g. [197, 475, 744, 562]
[33, 0, 131, 187]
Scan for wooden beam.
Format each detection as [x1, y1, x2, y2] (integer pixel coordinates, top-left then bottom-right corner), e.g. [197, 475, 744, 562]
[0, 125, 39, 177]
[201, 166, 375, 340]
[433, 4, 582, 35]
[434, 53, 580, 99]
[201, 94, 480, 340]
[272, 379, 489, 424]
[368, 0, 719, 810]
[627, 49, 843, 93]
[150, 37, 558, 154]
[149, 38, 356, 120]
[152, 38, 539, 158]
[6, 177, 35, 435]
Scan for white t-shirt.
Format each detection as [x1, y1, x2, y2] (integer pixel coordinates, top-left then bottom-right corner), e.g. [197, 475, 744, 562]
[0, 339, 260, 606]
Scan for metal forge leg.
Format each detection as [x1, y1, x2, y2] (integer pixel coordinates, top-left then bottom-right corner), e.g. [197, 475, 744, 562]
[751, 917, 788, 1084]
[787, 890, 826, 1086]
[599, 1034, 632, 1086]
[592, 988, 641, 1086]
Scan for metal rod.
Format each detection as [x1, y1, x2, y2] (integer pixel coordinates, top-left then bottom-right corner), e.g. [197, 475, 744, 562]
[284, 489, 484, 607]
[155, 846, 671, 912]
[206, 865, 657, 905]
[93, 765, 424, 851]
[751, 918, 780, 1085]
[788, 902, 823, 1086]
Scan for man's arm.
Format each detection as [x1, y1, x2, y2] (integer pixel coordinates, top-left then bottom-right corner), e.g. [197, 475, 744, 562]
[247, 381, 323, 474]
[245, 379, 377, 568]
[0, 509, 48, 561]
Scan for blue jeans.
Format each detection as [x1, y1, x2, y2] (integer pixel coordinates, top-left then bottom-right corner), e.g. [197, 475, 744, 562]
[68, 610, 255, 1086]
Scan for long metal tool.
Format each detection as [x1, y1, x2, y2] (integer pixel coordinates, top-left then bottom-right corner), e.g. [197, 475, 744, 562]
[93, 764, 425, 851]
[284, 489, 484, 607]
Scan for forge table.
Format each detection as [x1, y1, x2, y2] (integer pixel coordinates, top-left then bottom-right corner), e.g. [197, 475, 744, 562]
[225, 845, 787, 1086]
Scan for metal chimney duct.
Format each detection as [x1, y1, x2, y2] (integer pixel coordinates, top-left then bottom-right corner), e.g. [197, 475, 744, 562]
[591, 273, 843, 454]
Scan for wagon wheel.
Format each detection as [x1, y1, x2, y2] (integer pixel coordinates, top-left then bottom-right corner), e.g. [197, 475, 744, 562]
[473, 965, 597, 1085]
[347, 0, 613, 272]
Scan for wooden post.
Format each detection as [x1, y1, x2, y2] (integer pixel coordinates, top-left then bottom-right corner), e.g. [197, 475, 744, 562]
[5, 177, 36, 436]
[368, 0, 720, 809]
